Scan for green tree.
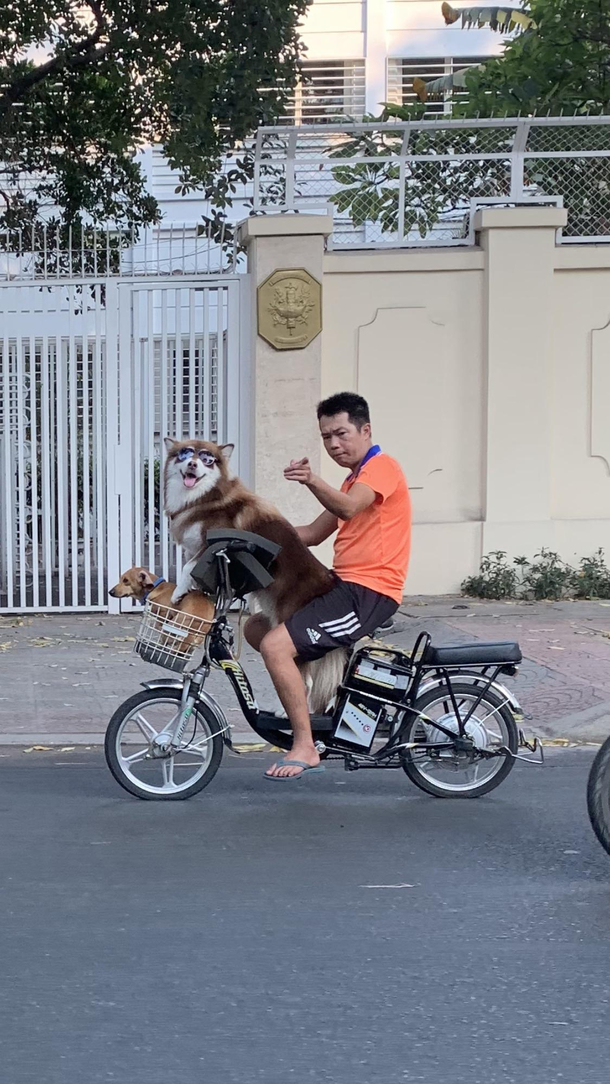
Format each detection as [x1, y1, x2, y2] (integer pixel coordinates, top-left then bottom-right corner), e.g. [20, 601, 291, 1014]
[433, 1, 610, 116]
[329, 2, 610, 242]
[0, 0, 308, 245]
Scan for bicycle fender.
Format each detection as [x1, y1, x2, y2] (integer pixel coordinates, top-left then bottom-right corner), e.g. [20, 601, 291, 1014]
[141, 678, 183, 691]
[416, 675, 523, 717]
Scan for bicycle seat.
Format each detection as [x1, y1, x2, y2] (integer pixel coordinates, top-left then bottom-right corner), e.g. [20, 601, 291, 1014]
[423, 641, 522, 666]
[191, 529, 281, 597]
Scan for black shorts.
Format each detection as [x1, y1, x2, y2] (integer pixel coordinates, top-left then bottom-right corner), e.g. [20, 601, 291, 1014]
[285, 578, 398, 662]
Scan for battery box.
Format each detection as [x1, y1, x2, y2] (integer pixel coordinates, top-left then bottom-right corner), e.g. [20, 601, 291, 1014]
[344, 647, 412, 704]
[332, 694, 384, 751]
[330, 647, 413, 752]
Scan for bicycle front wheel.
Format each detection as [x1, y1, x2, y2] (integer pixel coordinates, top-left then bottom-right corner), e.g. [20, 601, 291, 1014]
[587, 736, 610, 857]
[105, 687, 224, 801]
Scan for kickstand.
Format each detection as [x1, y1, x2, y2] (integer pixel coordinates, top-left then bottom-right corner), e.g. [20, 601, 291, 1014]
[504, 731, 545, 765]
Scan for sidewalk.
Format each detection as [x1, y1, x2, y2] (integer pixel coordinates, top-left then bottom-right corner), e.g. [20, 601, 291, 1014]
[2, 596, 610, 745]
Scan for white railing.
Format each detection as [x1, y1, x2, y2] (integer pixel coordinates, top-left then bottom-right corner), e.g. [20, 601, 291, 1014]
[0, 221, 239, 281]
[0, 276, 244, 612]
[252, 116, 610, 248]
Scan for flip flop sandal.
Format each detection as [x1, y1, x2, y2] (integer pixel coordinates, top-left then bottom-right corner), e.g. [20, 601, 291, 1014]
[264, 758, 326, 781]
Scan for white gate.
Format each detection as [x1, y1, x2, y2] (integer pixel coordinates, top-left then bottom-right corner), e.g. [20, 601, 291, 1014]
[0, 276, 248, 612]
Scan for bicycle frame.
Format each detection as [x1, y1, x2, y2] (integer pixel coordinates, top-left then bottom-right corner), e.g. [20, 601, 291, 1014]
[149, 616, 525, 766]
[145, 550, 531, 766]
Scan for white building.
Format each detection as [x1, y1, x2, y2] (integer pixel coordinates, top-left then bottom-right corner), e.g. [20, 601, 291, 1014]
[295, 0, 505, 118]
[148, 0, 507, 226]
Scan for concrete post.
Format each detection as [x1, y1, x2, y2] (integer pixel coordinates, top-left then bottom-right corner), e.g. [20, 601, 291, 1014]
[365, 0, 388, 116]
[475, 206, 568, 557]
[237, 213, 333, 524]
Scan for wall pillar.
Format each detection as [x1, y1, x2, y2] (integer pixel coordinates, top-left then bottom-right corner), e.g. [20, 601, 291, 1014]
[476, 206, 567, 557]
[237, 213, 333, 523]
[365, 0, 388, 115]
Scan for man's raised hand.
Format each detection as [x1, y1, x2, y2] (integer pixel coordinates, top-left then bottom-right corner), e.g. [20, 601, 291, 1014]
[284, 457, 314, 485]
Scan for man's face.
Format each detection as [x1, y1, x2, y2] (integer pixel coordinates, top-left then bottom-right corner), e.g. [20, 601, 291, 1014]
[318, 412, 372, 470]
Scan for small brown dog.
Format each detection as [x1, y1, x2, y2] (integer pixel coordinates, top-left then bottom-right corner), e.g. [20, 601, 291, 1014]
[109, 567, 215, 651]
[110, 566, 214, 618]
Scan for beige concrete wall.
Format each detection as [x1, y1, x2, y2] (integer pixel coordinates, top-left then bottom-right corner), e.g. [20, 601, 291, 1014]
[547, 251, 610, 565]
[552, 256, 610, 521]
[241, 211, 610, 596]
[321, 249, 487, 591]
[320, 217, 610, 594]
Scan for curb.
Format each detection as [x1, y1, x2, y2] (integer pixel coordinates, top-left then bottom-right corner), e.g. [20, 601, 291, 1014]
[0, 731, 269, 748]
[0, 735, 601, 751]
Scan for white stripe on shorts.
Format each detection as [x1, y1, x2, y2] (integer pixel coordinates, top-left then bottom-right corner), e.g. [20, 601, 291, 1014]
[323, 618, 362, 637]
[330, 621, 362, 638]
[320, 611, 358, 631]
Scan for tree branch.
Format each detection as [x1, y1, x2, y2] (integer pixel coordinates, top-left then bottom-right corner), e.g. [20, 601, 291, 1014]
[0, 3, 109, 111]
[82, 0, 108, 42]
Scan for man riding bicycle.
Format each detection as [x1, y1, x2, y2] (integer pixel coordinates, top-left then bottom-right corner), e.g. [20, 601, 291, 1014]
[245, 391, 411, 780]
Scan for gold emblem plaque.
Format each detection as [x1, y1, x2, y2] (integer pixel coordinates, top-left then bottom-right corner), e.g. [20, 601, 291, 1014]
[257, 268, 322, 350]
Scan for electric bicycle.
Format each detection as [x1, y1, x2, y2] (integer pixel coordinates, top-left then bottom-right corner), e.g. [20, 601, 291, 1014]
[104, 530, 541, 801]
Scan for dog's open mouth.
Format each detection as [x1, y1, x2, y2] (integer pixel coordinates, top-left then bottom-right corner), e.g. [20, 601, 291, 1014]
[181, 470, 199, 489]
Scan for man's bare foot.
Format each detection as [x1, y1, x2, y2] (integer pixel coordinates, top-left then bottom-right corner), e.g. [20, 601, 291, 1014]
[265, 745, 321, 779]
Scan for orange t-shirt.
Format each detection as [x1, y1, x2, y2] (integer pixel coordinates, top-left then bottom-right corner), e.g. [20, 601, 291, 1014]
[333, 451, 411, 605]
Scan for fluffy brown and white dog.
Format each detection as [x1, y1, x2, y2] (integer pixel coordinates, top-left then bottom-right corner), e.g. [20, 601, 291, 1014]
[163, 437, 347, 712]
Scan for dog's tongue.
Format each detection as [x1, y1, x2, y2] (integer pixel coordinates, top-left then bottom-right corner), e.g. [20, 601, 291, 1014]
[183, 475, 197, 489]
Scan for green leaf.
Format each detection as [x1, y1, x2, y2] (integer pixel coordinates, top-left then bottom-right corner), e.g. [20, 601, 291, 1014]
[442, 3, 536, 33]
[329, 190, 360, 214]
[419, 64, 484, 100]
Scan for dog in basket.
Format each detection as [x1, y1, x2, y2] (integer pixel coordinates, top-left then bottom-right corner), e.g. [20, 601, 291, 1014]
[163, 438, 347, 712]
[109, 567, 215, 655]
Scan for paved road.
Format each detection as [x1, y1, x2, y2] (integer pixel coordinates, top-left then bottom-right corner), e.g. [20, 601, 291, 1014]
[1, 747, 609, 1083]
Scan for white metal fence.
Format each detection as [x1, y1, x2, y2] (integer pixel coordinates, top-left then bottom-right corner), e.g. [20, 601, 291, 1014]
[252, 116, 610, 247]
[0, 222, 239, 281]
[0, 276, 246, 612]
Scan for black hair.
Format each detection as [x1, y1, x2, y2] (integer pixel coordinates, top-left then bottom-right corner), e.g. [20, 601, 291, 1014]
[317, 392, 370, 429]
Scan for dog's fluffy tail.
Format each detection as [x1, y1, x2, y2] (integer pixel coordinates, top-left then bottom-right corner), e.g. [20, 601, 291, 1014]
[302, 648, 348, 714]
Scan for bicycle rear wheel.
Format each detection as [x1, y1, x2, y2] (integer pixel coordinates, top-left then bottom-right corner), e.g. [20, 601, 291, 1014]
[587, 736, 610, 856]
[401, 681, 518, 798]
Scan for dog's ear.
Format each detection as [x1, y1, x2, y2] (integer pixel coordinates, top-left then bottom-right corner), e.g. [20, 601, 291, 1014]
[138, 570, 155, 588]
[219, 443, 234, 460]
[164, 437, 178, 453]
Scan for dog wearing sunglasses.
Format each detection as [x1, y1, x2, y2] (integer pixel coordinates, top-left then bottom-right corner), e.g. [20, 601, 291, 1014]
[163, 437, 347, 712]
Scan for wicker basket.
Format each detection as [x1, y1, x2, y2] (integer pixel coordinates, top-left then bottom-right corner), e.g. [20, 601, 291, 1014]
[134, 601, 214, 673]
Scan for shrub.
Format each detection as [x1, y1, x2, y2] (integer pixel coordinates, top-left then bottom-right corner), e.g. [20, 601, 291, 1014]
[461, 551, 519, 599]
[462, 547, 610, 601]
[571, 548, 610, 599]
[520, 548, 573, 600]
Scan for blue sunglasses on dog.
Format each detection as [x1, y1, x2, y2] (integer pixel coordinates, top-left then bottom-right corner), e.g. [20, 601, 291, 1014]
[175, 447, 217, 467]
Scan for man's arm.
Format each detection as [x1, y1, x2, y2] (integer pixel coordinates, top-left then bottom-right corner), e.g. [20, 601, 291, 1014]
[284, 458, 376, 521]
[296, 510, 338, 548]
